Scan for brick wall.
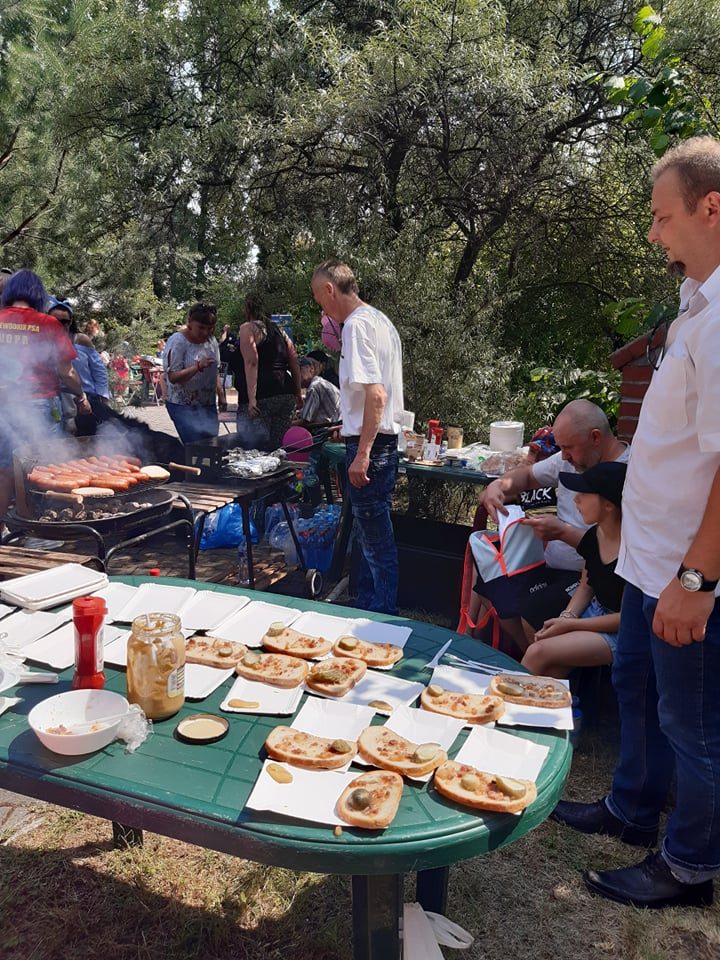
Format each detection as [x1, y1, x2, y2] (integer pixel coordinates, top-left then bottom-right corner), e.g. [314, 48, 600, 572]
[611, 332, 655, 443]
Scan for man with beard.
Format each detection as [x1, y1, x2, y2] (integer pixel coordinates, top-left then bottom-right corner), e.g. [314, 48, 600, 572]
[553, 136, 720, 909]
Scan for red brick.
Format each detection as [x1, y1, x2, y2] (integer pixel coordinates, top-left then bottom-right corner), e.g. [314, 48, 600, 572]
[619, 400, 643, 420]
[623, 365, 653, 385]
[622, 381, 651, 399]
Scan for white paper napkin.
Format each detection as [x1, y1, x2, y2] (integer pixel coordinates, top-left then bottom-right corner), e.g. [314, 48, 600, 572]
[220, 675, 303, 715]
[245, 760, 353, 825]
[212, 601, 301, 647]
[289, 611, 354, 643]
[454, 724, 550, 782]
[306, 670, 425, 715]
[354, 705, 464, 781]
[179, 591, 251, 632]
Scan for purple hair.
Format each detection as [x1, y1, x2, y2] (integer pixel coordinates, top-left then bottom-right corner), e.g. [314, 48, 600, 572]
[1, 269, 48, 312]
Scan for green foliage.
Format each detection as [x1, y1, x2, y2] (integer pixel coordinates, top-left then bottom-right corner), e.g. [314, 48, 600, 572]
[516, 366, 622, 429]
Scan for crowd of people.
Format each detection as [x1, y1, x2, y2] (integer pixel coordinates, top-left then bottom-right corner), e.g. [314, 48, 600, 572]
[1, 135, 719, 911]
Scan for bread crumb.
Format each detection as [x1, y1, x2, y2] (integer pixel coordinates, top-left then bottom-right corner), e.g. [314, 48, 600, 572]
[334, 825, 343, 837]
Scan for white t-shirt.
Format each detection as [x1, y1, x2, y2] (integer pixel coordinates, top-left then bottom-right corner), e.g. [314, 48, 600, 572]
[339, 304, 404, 437]
[617, 268, 720, 598]
[532, 446, 630, 571]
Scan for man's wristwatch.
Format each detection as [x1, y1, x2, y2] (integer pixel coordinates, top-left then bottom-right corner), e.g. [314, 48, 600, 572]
[677, 564, 719, 593]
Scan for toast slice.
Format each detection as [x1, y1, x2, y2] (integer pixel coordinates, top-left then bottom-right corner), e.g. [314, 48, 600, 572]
[235, 651, 309, 688]
[420, 686, 504, 724]
[336, 770, 403, 829]
[306, 657, 367, 697]
[433, 760, 536, 813]
[332, 635, 403, 668]
[139, 464, 171, 481]
[264, 725, 357, 770]
[488, 673, 571, 709]
[185, 634, 248, 669]
[261, 623, 333, 659]
[357, 725, 447, 777]
[70, 486, 116, 497]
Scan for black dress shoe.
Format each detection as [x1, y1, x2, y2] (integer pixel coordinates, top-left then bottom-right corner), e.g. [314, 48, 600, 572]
[584, 851, 714, 908]
[551, 798, 658, 847]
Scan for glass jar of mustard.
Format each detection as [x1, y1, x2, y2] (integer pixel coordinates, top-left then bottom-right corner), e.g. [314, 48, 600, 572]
[127, 612, 185, 720]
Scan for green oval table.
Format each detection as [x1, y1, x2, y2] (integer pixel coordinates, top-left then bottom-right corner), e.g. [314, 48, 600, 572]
[0, 577, 572, 959]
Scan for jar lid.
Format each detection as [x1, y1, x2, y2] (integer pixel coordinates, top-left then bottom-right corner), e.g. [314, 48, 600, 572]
[175, 713, 229, 745]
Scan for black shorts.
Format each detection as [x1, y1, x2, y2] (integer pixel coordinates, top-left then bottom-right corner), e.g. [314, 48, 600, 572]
[473, 563, 579, 623]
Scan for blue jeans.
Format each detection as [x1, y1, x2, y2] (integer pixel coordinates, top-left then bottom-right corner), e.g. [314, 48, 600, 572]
[607, 583, 720, 882]
[346, 435, 399, 615]
[165, 402, 218, 444]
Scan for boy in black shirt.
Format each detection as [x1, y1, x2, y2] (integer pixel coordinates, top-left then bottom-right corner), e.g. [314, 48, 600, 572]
[521, 461, 627, 679]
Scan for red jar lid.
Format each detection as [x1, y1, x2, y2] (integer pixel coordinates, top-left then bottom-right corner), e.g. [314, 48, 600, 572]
[72, 595, 107, 617]
[148, 567, 161, 577]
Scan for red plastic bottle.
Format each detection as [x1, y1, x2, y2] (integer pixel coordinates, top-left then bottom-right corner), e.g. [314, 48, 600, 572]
[72, 596, 107, 690]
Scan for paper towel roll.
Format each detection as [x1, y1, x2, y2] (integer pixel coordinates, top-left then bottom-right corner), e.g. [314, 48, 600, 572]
[490, 420, 524, 452]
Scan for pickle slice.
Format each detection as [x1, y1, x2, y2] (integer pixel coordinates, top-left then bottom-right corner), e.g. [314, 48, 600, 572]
[242, 651, 262, 668]
[330, 739, 353, 754]
[368, 699, 393, 711]
[494, 775, 527, 799]
[217, 643, 234, 658]
[267, 763, 293, 784]
[426, 684, 443, 698]
[266, 621, 285, 638]
[412, 742, 441, 764]
[337, 636, 359, 651]
[310, 666, 347, 684]
[496, 679, 525, 697]
[348, 788, 372, 810]
[227, 699, 260, 709]
[460, 773, 481, 792]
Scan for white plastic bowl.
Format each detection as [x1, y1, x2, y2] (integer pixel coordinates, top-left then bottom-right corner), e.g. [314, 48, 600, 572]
[28, 689, 129, 756]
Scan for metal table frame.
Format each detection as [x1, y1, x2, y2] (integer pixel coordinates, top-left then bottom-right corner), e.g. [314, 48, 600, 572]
[0, 578, 572, 959]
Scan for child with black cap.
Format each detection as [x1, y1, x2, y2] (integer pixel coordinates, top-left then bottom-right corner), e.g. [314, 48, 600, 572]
[521, 460, 627, 679]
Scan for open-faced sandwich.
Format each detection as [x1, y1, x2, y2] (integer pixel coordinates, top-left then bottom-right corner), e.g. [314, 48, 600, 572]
[488, 673, 571, 709]
[235, 650, 309, 688]
[420, 684, 505, 724]
[433, 760, 536, 813]
[264, 725, 357, 770]
[306, 657, 367, 697]
[185, 634, 248, 669]
[261, 621, 333, 659]
[332, 635, 403, 668]
[357, 726, 446, 777]
[336, 770, 404, 829]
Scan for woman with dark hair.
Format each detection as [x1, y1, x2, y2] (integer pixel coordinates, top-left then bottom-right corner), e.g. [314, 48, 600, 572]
[0, 270, 88, 517]
[231, 295, 301, 450]
[47, 297, 111, 436]
[163, 301, 225, 443]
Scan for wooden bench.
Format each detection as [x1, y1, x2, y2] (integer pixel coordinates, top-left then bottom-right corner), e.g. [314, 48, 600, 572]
[0, 545, 103, 581]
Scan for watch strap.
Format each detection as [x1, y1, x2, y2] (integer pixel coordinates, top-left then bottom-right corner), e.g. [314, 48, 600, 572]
[677, 564, 719, 592]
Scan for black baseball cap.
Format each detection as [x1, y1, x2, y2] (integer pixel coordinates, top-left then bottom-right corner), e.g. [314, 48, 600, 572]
[559, 461, 627, 508]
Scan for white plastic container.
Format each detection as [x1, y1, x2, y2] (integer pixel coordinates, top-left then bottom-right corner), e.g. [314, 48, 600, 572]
[489, 420, 524, 452]
[28, 689, 129, 755]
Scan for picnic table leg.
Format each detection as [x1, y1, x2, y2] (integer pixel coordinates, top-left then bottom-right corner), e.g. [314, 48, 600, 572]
[351, 873, 402, 960]
[112, 822, 143, 848]
[416, 866, 449, 914]
[241, 502, 255, 588]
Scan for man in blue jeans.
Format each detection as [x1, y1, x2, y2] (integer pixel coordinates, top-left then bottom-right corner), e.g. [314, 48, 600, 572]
[553, 137, 720, 908]
[311, 259, 404, 614]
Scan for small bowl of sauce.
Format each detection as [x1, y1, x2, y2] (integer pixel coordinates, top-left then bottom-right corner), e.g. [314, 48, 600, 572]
[175, 713, 229, 745]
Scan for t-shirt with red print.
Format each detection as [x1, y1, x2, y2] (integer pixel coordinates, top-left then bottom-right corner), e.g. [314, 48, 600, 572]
[0, 305, 76, 399]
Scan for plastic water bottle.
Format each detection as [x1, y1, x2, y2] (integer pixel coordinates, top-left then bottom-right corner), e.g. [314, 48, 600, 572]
[237, 539, 250, 586]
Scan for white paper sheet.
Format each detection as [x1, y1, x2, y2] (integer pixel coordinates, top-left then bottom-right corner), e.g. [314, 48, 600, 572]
[497, 504, 525, 540]
[353, 705, 464, 781]
[212, 601, 301, 647]
[220, 675, 303, 715]
[23, 622, 126, 671]
[0, 603, 16, 620]
[429, 664, 491, 695]
[346, 618, 413, 648]
[289, 698, 374, 772]
[245, 759, 354, 825]
[178, 591, 251, 632]
[102, 628, 195, 668]
[306, 670, 425, 715]
[0, 607, 73, 651]
[113, 583, 197, 622]
[454, 724, 550, 782]
[184, 664, 235, 700]
[288, 611, 354, 643]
